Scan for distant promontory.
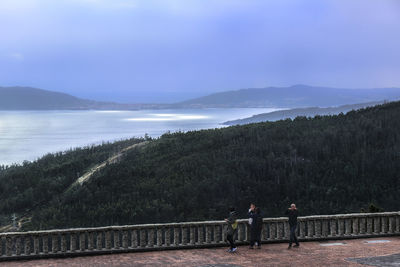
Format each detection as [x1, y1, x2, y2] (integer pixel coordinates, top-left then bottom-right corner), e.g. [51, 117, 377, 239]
[0, 86, 168, 110]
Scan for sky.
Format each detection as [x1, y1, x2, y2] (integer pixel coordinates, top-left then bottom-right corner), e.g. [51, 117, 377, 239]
[0, 0, 399, 103]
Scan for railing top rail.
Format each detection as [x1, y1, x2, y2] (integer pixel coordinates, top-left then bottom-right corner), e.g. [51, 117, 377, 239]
[298, 211, 400, 220]
[1, 211, 399, 237]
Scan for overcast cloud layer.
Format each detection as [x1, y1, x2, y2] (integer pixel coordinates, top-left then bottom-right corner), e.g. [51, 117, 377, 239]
[0, 0, 399, 102]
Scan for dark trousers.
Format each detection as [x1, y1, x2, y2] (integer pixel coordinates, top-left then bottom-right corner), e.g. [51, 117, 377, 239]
[289, 225, 299, 246]
[227, 234, 236, 249]
[250, 228, 261, 247]
[250, 238, 261, 247]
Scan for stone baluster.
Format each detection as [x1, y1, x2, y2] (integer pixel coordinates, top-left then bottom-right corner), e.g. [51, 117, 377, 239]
[314, 220, 322, 238]
[0, 237, 2, 256]
[299, 221, 305, 239]
[261, 222, 267, 241]
[345, 219, 352, 236]
[338, 219, 345, 236]
[122, 231, 129, 249]
[284, 222, 290, 239]
[213, 225, 221, 244]
[205, 225, 212, 244]
[88, 232, 94, 250]
[140, 229, 147, 247]
[15, 237, 22, 256]
[359, 217, 366, 235]
[114, 230, 120, 249]
[43, 235, 49, 254]
[157, 228, 163, 247]
[221, 224, 227, 243]
[245, 223, 250, 242]
[382, 217, 388, 233]
[148, 229, 155, 247]
[373, 217, 380, 234]
[307, 220, 314, 238]
[105, 231, 112, 250]
[352, 218, 359, 235]
[330, 219, 337, 237]
[277, 222, 284, 239]
[60, 234, 67, 253]
[198, 226, 204, 244]
[52, 234, 58, 253]
[190, 226, 196, 245]
[6, 237, 12, 256]
[96, 231, 103, 250]
[366, 217, 373, 234]
[173, 227, 179, 246]
[131, 229, 138, 248]
[321, 220, 329, 237]
[79, 232, 85, 251]
[24, 237, 31, 255]
[396, 215, 400, 232]
[269, 222, 276, 240]
[33, 235, 39, 254]
[165, 228, 171, 246]
[237, 223, 246, 241]
[181, 227, 188, 245]
[388, 216, 396, 233]
[70, 233, 76, 252]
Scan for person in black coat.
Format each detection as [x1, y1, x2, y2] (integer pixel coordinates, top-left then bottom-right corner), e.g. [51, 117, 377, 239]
[286, 203, 300, 249]
[248, 205, 263, 249]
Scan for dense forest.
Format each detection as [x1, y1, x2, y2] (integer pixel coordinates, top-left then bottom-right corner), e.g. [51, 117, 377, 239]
[0, 138, 144, 226]
[1, 101, 400, 230]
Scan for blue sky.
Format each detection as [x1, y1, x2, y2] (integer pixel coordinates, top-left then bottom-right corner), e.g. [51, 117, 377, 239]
[0, 0, 399, 103]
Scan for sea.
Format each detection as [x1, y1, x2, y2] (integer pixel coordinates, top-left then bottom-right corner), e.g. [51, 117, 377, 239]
[0, 108, 277, 166]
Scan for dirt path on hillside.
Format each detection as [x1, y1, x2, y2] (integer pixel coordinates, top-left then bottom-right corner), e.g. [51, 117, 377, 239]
[73, 141, 148, 186]
[0, 141, 149, 232]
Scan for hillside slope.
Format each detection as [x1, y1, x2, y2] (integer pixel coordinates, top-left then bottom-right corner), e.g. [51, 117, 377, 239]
[0, 86, 97, 110]
[6, 101, 397, 230]
[0, 138, 144, 227]
[0, 87, 169, 110]
[223, 100, 387, 125]
[176, 85, 400, 108]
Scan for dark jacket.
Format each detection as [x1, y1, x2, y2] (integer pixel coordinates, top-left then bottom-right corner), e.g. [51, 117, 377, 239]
[286, 209, 298, 227]
[226, 211, 238, 236]
[248, 211, 263, 240]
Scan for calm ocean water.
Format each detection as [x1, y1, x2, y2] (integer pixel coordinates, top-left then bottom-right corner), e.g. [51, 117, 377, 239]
[0, 108, 276, 166]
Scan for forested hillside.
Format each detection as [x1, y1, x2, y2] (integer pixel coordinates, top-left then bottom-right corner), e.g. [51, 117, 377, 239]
[2, 101, 400, 231]
[0, 138, 144, 226]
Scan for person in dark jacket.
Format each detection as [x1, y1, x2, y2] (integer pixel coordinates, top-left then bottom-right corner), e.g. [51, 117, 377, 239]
[225, 207, 238, 252]
[286, 203, 299, 249]
[248, 206, 263, 249]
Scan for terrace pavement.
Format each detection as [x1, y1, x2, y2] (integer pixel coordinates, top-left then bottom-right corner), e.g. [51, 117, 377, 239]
[1, 236, 399, 267]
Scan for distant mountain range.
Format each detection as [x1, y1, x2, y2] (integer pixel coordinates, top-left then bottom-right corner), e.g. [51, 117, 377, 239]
[0, 87, 168, 110]
[176, 84, 400, 108]
[223, 101, 389, 125]
[1, 85, 400, 110]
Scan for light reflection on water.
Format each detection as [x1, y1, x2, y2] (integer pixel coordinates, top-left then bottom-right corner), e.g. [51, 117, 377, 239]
[0, 108, 277, 166]
[124, 114, 209, 121]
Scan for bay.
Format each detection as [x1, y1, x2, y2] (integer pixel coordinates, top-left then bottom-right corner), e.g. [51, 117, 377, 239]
[0, 108, 277, 166]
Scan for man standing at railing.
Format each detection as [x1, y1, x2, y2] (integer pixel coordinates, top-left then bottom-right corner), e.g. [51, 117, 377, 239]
[225, 207, 238, 253]
[286, 203, 300, 249]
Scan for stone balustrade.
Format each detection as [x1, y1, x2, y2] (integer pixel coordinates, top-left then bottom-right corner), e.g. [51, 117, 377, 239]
[0, 211, 399, 261]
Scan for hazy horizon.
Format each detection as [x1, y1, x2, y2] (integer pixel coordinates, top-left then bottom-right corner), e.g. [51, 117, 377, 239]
[1, 0, 400, 102]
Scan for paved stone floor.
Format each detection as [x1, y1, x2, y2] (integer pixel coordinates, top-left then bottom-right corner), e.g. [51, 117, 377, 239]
[1, 237, 400, 267]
